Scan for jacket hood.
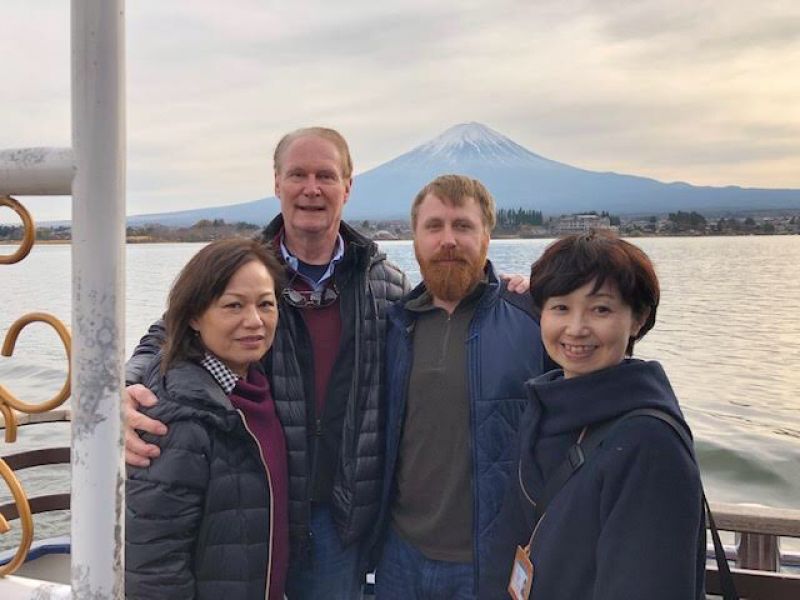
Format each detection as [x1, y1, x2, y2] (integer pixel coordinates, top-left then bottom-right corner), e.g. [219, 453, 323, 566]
[526, 359, 687, 438]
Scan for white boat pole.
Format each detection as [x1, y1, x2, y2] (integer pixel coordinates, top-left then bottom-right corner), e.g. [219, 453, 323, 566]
[70, 0, 126, 598]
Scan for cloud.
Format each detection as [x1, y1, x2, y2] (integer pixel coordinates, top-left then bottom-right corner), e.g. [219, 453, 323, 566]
[1, 0, 799, 223]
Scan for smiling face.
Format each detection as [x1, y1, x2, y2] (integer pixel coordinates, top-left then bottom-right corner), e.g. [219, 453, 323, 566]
[274, 134, 352, 246]
[540, 279, 646, 379]
[413, 193, 490, 306]
[190, 260, 278, 377]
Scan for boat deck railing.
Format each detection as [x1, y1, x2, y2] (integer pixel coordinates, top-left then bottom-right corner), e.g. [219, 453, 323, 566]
[0, 413, 72, 529]
[705, 502, 800, 599]
[3, 412, 800, 599]
[2, 2, 125, 598]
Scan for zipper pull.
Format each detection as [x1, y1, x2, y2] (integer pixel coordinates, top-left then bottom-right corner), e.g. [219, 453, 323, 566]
[315, 418, 323, 436]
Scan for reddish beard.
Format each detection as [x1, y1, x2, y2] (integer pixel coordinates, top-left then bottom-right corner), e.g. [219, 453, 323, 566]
[415, 243, 488, 303]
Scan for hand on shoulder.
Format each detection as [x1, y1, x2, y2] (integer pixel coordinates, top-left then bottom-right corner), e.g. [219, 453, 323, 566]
[124, 383, 167, 467]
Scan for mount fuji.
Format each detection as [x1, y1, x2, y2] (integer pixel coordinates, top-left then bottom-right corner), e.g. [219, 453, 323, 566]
[127, 122, 800, 226]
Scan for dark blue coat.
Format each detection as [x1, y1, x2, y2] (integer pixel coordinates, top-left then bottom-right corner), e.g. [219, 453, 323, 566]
[481, 360, 706, 600]
[376, 262, 547, 592]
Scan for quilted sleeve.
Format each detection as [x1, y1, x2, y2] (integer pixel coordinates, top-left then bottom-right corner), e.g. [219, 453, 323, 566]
[125, 415, 211, 599]
[125, 318, 166, 385]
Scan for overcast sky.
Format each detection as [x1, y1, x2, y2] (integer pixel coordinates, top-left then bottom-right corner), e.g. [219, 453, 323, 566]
[2, 0, 799, 222]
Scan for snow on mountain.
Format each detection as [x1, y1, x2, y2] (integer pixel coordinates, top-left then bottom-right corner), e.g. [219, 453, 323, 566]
[385, 122, 562, 169]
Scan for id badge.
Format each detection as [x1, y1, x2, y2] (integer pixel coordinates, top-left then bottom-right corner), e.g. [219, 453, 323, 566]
[507, 545, 533, 600]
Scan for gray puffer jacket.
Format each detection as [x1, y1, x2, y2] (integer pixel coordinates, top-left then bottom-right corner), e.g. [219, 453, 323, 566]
[125, 358, 272, 600]
[258, 216, 409, 555]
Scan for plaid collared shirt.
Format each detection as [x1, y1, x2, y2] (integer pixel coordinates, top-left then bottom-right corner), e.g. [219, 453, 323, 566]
[200, 352, 240, 395]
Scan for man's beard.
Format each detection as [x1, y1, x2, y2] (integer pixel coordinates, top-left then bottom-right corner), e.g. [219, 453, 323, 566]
[415, 242, 488, 303]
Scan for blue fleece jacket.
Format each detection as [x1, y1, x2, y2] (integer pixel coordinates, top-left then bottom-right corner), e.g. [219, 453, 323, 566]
[481, 359, 706, 600]
[374, 262, 548, 594]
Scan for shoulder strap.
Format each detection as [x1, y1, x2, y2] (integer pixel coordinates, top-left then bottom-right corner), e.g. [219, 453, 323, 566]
[538, 407, 738, 600]
[537, 417, 615, 514]
[620, 410, 739, 600]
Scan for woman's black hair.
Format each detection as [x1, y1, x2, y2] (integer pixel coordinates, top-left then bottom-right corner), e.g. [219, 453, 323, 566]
[161, 238, 284, 372]
[530, 229, 660, 355]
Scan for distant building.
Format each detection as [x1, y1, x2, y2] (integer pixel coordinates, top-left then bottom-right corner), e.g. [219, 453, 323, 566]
[554, 214, 612, 235]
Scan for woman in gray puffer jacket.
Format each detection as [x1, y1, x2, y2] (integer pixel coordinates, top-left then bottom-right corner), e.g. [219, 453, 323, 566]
[125, 238, 289, 600]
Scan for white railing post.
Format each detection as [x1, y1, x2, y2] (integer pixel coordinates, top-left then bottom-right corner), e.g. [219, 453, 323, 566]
[70, 0, 126, 598]
[0, 148, 74, 196]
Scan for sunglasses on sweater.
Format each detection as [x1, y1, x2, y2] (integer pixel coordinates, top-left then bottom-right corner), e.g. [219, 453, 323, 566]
[281, 284, 339, 309]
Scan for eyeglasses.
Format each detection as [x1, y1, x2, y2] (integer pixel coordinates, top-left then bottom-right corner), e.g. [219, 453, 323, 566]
[282, 284, 339, 309]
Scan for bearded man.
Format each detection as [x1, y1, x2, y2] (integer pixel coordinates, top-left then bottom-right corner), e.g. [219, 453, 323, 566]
[371, 175, 548, 599]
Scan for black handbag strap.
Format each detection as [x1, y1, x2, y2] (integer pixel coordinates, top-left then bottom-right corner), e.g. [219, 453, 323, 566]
[537, 407, 738, 600]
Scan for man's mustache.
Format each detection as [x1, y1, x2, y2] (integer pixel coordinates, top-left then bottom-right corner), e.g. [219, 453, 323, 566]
[430, 249, 468, 263]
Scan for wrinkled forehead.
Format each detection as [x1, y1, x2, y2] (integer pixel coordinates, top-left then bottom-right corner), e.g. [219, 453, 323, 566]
[276, 134, 345, 174]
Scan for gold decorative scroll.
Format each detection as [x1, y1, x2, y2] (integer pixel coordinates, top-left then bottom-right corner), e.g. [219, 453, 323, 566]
[0, 457, 33, 576]
[1, 313, 72, 443]
[0, 196, 35, 265]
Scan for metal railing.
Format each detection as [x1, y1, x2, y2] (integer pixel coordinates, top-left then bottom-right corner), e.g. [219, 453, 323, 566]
[0, 0, 126, 598]
[0, 312, 72, 577]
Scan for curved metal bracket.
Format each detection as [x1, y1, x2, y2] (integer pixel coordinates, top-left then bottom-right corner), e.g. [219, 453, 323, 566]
[0, 403, 16, 444]
[0, 313, 72, 443]
[0, 196, 35, 265]
[0, 457, 34, 576]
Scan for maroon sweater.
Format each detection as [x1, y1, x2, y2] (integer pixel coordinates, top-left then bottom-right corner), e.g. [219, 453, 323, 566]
[271, 231, 343, 419]
[230, 366, 289, 600]
[290, 276, 342, 417]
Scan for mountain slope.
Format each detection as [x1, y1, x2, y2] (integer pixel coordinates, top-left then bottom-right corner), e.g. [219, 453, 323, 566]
[344, 122, 800, 219]
[127, 122, 800, 226]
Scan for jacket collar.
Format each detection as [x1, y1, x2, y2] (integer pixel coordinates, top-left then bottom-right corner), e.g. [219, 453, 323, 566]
[260, 214, 383, 265]
[525, 359, 685, 437]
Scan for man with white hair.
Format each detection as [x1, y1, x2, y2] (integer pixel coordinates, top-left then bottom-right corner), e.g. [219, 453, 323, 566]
[124, 127, 408, 598]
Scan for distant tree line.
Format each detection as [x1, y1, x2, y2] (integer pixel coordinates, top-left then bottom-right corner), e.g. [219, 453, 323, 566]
[715, 216, 777, 234]
[667, 211, 707, 232]
[647, 212, 789, 235]
[0, 219, 260, 243]
[497, 207, 543, 230]
[0, 224, 71, 241]
[127, 219, 259, 242]
[0, 224, 22, 240]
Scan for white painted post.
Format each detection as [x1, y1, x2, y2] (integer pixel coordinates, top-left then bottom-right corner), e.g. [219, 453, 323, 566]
[69, 0, 126, 598]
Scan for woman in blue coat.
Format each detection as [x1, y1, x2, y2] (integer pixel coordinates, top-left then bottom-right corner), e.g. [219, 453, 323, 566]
[482, 230, 706, 599]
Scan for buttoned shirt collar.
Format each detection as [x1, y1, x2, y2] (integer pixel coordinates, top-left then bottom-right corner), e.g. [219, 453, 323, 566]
[279, 233, 345, 291]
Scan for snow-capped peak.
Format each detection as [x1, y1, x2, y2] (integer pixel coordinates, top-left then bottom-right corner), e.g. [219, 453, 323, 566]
[406, 122, 546, 166]
[423, 122, 512, 152]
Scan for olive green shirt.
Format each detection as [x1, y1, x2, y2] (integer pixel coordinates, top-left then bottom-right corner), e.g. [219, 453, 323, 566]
[391, 282, 486, 563]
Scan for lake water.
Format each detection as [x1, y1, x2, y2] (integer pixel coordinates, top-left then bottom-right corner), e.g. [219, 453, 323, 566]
[1, 236, 800, 551]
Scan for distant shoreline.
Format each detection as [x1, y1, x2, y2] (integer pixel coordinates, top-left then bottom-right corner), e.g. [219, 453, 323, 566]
[2, 231, 799, 246]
